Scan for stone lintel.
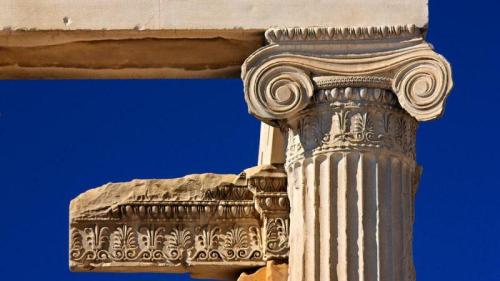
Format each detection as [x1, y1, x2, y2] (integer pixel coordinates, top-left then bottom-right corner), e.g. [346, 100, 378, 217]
[1, 0, 427, 30]
[0, 29, 263, 79]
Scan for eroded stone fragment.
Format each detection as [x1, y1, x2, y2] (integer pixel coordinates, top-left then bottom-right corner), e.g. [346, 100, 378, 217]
[70, 173, 239, 220]
[238, 261, 288, 281]
[69, 165, 289, 280]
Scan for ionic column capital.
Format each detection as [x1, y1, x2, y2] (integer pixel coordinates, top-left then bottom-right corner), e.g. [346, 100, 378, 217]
[242, 26, 453, 123]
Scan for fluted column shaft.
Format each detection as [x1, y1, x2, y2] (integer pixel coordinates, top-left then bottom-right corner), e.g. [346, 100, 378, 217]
[242, 26, 453, 281]
[285, 88, 418, 281]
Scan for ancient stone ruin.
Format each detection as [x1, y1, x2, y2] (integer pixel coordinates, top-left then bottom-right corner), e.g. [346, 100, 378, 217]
[0, 1, 454, 280]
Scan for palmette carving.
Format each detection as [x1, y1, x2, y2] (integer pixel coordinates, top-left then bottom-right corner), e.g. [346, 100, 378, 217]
[112, 225, 138, 260]
[194, 226, 221, 260]
[165, 227, 193, 261]
[71, 226, 110, 262]
[265, 218, 289, 258]
[139, 226, 165, 261]
[223, 226, 260, 260]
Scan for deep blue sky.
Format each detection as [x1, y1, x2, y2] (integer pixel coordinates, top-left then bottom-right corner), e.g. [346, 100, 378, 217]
[1, 1, 499, 281]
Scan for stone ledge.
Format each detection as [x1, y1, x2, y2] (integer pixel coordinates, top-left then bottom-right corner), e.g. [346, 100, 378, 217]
[0, 29, 264, 79]
[1, 0, 427, 30]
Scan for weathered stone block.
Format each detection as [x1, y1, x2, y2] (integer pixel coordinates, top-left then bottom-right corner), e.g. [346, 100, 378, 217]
[1, 0, 428, 30]
[69, 165, 289, 280]
[238, 262, 288, 281]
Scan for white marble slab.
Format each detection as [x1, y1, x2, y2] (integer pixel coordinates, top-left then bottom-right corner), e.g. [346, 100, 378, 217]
[0, 0, 428, 30]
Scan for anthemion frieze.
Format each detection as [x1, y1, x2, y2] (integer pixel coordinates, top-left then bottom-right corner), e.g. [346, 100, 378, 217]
[65, 1, 454, 281]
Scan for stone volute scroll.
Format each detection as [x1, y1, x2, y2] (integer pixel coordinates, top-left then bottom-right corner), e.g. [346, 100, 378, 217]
[243, 26, 453, 123]
[242, 25, 453, 281]
[244, 65, 314, 125]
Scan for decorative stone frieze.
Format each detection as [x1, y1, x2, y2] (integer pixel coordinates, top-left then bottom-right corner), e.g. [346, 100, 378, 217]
[70, 165, 289, 280]
[242, 25, 452, 281]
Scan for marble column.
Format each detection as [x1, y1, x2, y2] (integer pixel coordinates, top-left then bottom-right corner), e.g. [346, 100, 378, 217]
[242, 26, 453, 281]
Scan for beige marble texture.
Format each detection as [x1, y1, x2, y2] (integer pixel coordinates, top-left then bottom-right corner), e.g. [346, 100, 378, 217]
[0, 0, 428, 30]
[258, 123, 285, 166]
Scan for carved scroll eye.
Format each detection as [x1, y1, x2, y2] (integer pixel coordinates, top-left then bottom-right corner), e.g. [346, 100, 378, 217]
[245, 66, 314, 122]
[392, 58, 453, 121]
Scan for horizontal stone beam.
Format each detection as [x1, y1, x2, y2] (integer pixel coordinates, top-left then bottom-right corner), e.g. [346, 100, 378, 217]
[1, 0, 427, 30]
[0, 30, 263, 79]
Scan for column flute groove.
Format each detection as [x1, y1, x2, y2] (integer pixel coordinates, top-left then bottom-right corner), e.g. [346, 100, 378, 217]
[357, 154, 365, 281]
